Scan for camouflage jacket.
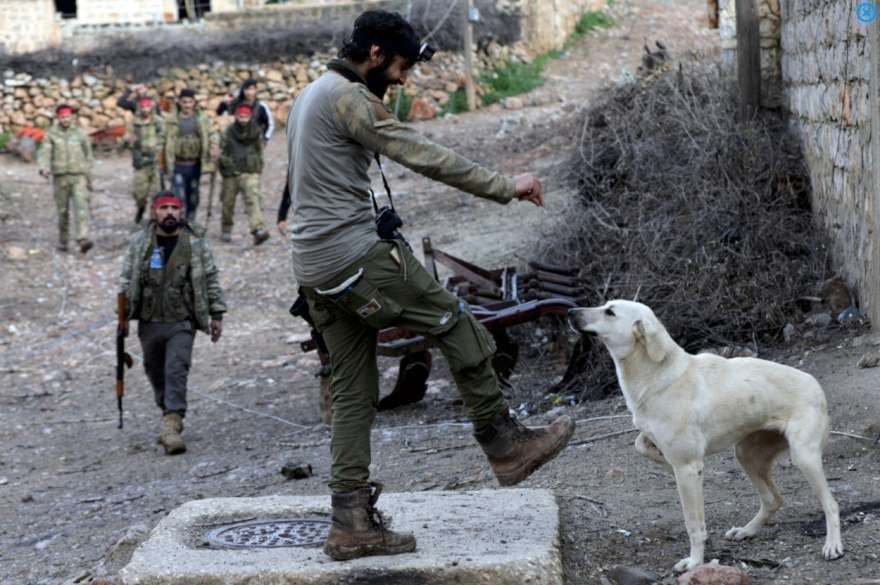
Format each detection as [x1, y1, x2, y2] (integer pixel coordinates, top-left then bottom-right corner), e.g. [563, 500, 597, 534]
[126, 114, 165, 169]
[37, 125, 94, 177]
[285, 59, 515, 287]
[118, 222, 227, 333]
[162, 111, 218, 174]
[219, 120, 263, 176]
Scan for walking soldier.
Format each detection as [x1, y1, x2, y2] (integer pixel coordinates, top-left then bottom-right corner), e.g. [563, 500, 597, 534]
[118, 192, 226, 454]
[126, 96, 164, 224]
[37, 104, 95, 254]
[218, 103, 271, 245]
[287, 10, 575, 561]
[162, 88, 219, 222]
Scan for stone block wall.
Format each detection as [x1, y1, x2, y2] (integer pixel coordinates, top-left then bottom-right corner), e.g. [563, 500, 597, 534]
[0, 0, 61, 54]
[506, 0, 607, 55]
[779, 0, 875, 314]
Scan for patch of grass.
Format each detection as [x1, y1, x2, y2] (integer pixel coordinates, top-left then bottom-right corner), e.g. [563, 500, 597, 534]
[480, 10, 613, 106]
[438, 88, 470, 116]
[0, 131, 11, 152]
[391, 90, 413, 122]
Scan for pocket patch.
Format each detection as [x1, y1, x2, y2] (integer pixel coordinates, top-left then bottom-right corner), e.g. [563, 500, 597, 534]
[357, 298, 383, 319]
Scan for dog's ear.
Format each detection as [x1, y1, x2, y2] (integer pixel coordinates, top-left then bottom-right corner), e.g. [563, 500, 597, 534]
[633, 318, 670, 362]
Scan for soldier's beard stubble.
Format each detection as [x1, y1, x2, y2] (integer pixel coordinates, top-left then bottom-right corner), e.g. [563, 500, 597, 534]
[365, 63, 394, 99]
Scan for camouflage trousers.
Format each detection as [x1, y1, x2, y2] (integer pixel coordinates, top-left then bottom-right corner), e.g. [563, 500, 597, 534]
[53, 174, 91, 244]
[133, 165, 160, 210]
[220, 173, 266, 234]
[302, 241, 506, 493]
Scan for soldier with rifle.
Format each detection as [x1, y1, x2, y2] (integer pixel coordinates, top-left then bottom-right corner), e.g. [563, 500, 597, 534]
[118, 191, 226, 454]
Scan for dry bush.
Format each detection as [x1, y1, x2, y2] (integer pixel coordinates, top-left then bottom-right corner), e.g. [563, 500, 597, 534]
[541, 62, 829, 399]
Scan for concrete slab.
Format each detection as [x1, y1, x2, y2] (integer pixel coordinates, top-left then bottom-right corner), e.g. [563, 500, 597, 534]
[120, 488, 562, 585]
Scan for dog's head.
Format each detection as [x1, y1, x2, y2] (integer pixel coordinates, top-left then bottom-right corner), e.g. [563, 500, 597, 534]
[569, 300, 674, 362]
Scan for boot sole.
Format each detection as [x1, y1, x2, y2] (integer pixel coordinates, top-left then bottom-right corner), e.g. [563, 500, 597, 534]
[323, 539, 416, 561]
[496, 420, 576, 487]
[163, 444, 187, 455]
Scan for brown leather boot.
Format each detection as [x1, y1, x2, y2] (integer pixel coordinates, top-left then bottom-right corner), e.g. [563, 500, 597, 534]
[323, 482, 416, 561]
[158, 413, 186, 455]
[475, 410, 575, 486]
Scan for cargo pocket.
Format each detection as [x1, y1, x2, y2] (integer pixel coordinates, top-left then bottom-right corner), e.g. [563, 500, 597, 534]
[439, 308, 497, 372]
[331, 276, 402, 330]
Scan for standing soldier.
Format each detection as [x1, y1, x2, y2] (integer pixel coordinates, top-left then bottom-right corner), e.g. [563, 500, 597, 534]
[37, 104, 95, 254]
[118, 191, 226, 455]
[287, 10, 574, 561]
[126, 96, 164, 224]
[218, 103, 270, 245]
[163, 88, 219, 221]
[216, 78, 274, 142]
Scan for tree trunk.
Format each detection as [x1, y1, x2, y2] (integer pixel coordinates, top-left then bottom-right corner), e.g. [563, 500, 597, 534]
[735, 0, 761, 119]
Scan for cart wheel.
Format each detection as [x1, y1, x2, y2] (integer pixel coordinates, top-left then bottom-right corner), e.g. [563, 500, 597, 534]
[318, 372, 332, 425]
[378, 350, 432, 411]
[491, 329, 519, 385]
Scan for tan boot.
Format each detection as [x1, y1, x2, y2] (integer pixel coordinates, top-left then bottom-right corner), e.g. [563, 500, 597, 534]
[475, 410, 575, 486]
[77, 238, 94, 254]
[252, 229, 270, 246]
[158, 413, 186, 455]
[323, 482, 416, 561]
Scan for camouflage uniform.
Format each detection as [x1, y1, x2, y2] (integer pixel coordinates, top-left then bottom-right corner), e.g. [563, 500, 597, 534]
[37, 124, 94, 247]
[218, 120, 267, 237]
[287, 60, 517, 493]
[127, 112, 164, 221]
[163, 111, 218, 221]
[118, 221, 226, 417]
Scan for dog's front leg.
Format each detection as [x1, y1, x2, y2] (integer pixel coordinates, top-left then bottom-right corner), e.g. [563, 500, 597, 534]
[635, 431, 671, 469]
[672, 461, 707, 573]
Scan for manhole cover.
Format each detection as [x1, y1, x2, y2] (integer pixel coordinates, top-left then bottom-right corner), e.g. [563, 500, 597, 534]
[202, 518, 330, 549]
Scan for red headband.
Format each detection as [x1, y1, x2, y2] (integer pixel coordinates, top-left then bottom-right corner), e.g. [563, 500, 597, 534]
[138, 97, 154, 107]
[234, 104, 253, 114]
[56, 107, 73, 116]
[152, 195, 183, 209]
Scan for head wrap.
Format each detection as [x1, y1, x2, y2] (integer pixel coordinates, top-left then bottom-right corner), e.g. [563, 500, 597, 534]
[137, 97, 154, 108]
[151, 193, 183, 209]
[234, 103, 253, 114]
[56, 105, 73, 116]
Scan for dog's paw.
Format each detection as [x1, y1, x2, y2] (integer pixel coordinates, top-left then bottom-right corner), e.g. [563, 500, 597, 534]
[724, 525, 758, 540]
[673, 556, 700, 573]
[823, 539, 844, 560]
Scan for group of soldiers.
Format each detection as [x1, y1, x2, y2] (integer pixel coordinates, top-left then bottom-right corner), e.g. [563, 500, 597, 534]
[37, 79, 277, 254]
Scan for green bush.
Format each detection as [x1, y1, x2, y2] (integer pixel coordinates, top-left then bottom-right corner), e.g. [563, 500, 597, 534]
[572, 10, 614, 42]
[391, 90, 413, 122]
[0, 131, 11, 152]
[439, 88, 470, 116]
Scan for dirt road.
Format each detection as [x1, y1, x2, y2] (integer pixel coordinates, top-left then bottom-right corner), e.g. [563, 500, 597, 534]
[2, 1, 878, 584]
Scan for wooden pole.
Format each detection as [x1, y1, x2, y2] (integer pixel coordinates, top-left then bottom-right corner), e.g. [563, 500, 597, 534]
[184, 0, 197, 22]
[462, 0, 477, 111]
[735, 0, 761, 118]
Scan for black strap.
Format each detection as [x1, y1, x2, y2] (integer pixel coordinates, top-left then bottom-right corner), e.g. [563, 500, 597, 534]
[372, 152, 396, 213]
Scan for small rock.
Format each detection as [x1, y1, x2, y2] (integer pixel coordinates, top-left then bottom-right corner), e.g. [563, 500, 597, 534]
[6, 245, 26, 260]
[820, 275, 852, 314]
[281, 462, 313, 480]
[857, 351, 880, 369]
[408, 97, 436, 120]
[608, 565, 659, 585]
[852, 333, 880, 348]
[605, 467, 625, 482]
[678, 561, 751, 585]
[804, 312, 832, 328]
[502, 96, 524, 110]
[782, 323, 796, 343]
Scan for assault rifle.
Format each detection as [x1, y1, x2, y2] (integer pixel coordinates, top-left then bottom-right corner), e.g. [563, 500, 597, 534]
[116, 293, 133, 429]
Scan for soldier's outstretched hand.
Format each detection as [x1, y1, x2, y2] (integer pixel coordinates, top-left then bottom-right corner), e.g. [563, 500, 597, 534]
[210, 319, 223, 343]
[514, 173, 544, 207]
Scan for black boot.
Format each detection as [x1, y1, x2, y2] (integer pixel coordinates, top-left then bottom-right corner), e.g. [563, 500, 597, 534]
[475, 410, 575, 486]
[323, 482, 416, 561]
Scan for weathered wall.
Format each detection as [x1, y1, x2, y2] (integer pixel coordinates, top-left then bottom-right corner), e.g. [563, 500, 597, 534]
[779, 0, 875, 315]
[496, 0, 607, 54]
[73, 0, 177, 25]
[0, 0, 61, 55]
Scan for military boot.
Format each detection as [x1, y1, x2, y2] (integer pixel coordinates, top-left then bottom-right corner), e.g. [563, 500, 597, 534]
[135, 205, 145, 225]
[252, 229, 270, 246]
[474, 410, 575, 486]
[323, 482, 416, 561]
[77, 238, 94, 254]
[158, 412, 186, 455]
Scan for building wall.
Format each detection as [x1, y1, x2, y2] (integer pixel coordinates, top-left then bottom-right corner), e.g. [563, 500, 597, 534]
[0, 0, 61, 54]
[779, 0, 875, 315]
[74, 0, 177, 25]
[506, 0, 607, 55]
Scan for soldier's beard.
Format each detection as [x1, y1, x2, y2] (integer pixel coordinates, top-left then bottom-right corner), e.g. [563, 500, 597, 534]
[365, 64, 393, 99]
[158, 217, 180, 232]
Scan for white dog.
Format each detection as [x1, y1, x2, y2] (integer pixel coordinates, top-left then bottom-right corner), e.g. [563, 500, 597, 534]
[569, 300, 843, 572]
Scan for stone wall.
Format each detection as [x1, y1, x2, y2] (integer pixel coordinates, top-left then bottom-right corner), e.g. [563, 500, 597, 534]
[779, 0, 875, 316]
[0, 0, 61, 55]
[502, 0, 608, 55]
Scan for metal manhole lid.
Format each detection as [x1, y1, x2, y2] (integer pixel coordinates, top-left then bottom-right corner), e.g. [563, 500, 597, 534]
[202, 517, 330, 549]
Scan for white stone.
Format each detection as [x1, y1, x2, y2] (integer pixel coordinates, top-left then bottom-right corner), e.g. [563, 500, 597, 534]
[121, 489, 562, 585]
